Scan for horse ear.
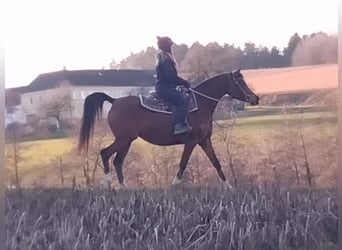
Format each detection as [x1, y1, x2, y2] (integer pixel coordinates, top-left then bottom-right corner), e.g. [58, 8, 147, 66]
[237, 68, 241, 73]
[156, 36, 161, 40]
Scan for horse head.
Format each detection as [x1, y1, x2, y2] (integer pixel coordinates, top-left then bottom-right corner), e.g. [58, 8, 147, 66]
[225, 69, 259, 105]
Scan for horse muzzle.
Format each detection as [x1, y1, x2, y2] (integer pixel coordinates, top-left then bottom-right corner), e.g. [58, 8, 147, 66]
[246, 95, 259, 106]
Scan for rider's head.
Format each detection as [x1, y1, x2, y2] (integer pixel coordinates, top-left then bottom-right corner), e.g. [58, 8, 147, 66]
[157, 36, 174, 53]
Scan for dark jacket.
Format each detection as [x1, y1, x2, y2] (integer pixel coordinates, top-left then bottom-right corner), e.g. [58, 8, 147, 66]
[155, 51, 190, 91]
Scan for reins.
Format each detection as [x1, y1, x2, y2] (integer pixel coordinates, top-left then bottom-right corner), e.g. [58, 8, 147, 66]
[188, 88, 237, 129]
[189, 88, 220, 102]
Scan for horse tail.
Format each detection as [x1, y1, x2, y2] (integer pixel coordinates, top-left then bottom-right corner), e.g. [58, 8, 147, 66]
[78, 92, 114, 154]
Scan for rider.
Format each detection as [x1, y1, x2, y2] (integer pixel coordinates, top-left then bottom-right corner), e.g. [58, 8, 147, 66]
[155, 36, 191, 135]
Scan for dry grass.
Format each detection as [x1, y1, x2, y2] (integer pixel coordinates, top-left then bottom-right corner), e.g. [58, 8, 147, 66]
[5, 108, 336, 188]
[6, 187, 337, 250]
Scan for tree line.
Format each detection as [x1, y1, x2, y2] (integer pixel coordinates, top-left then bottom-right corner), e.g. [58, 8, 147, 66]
[110, 32, 337, 82]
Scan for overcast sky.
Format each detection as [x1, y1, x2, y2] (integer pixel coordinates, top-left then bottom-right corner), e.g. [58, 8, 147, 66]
[4, 0, 338, 87]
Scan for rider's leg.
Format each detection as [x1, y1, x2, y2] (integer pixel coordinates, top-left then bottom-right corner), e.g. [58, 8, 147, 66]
[157, 88, 190, 134]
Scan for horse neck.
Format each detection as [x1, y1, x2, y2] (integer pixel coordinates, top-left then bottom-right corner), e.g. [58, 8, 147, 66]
[193, 75, 227, 113]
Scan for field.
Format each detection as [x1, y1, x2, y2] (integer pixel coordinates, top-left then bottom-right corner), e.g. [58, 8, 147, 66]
[6, 187, 337, 250]
[5, 105, 338, 249]
[5, 105, 337, 188]
[5, 63, 338, 249]
[243, 64, 337, 94]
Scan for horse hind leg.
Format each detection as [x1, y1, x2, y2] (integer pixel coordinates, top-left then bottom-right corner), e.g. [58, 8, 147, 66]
[100, 138, 133, 183]
[172, 142, 197, 185]
[100, 142, 117, 175]
[113, 144, 131, 187]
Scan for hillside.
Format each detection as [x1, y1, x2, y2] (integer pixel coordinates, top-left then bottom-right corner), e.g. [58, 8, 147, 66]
[258, 89, 337, 107]
[244, 64, 337, 94]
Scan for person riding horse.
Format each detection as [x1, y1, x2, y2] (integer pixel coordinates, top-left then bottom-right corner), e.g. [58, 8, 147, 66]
[155, 36, 191, 135]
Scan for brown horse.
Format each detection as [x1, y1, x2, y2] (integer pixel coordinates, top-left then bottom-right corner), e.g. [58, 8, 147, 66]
[78, 69, 259, 188]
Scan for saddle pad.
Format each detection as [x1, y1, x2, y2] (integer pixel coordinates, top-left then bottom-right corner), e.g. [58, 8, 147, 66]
[139, 91, 198, 114]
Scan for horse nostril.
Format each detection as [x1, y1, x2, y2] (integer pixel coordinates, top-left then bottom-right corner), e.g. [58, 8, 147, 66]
[246, 95, 250, 101]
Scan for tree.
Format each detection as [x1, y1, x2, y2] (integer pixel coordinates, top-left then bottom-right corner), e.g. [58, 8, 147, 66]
[41, 88, 73, 129]
[269, 46, 285, 68]
[283, 33, 302, 66]
[180, 42, 229, 82]
[241, 42, 258, 69]
[117, 47, 157, 69]
[222, 43, 243, 70]
[5, 90, 21, 112]
[292, 33, 337, 66]
[179, 42, 209, 82]
[172, 43, 189, 65]
[5, 123, 24, 191]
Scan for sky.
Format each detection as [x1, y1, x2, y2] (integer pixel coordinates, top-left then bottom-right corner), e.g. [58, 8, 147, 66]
[4, 0, 338, 88]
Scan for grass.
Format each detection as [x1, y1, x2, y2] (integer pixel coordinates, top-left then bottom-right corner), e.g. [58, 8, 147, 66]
[5, 107, 336, 186]
[5, 104, 337, 249]
[6, 186, 337, 250]
[19, 138, 75, 166]
[214, 107, 336, 139]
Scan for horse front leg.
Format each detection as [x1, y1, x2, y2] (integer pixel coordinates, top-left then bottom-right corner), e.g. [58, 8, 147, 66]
[199, 137, 233, 189]
[172, 142, 197, 185]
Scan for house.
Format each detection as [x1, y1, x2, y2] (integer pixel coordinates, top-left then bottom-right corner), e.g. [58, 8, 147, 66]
[5, 69, 156, 125]
[5, 68, 246, 127]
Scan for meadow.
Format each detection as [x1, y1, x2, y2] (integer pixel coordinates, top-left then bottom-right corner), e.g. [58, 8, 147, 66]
[5, 105, 336, 188]
[6, 186, 337, 250]
[5, 103, 337, 249]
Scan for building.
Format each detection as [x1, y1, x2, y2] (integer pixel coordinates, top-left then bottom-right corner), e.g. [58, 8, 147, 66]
[5, 68, 246, 127]
[5, 69, 156, 125]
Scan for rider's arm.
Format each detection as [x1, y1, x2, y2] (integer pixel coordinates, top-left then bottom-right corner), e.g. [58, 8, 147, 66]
[159, 59, 190, 88]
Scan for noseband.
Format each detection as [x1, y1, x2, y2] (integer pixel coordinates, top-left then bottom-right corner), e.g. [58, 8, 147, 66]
[228, 73, 250, 98]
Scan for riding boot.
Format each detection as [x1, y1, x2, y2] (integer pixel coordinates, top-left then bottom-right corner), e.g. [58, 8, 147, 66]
[185, 117, 192, 131]
[173, 123, 189, 134]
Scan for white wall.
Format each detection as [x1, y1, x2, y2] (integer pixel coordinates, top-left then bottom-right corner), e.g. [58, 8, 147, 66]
[20, 85, 154, 121]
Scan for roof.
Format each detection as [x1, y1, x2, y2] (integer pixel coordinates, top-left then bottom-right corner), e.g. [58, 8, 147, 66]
[7, 69, 156, 93]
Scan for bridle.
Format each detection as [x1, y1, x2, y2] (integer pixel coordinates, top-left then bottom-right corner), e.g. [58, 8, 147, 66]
[188, 88, 220, 102]
[188, 72, 249, 129]
[228, 72, 252, 101]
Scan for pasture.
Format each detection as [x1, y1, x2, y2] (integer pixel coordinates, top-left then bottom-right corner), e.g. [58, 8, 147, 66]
[5, 105, 336, 188]
[5, 105, 337, 249]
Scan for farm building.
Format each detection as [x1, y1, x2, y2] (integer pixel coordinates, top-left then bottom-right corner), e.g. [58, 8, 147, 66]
[5, 68, 245, 127]
[5, 69, 156, 126]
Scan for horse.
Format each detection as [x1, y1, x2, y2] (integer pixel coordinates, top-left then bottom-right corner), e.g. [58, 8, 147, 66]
[78, 69, 259, 188]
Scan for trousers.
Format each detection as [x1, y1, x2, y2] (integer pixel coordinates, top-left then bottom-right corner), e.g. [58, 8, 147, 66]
[156, 87, 189, 125]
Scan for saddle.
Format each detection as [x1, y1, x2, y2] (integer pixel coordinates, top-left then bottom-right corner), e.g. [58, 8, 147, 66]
[139, 88, 198, 114]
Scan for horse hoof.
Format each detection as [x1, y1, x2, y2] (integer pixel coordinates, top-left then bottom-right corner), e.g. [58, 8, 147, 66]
[119, 183, 127, 190]
[224, 180, 234, 190]
[172, 176, 182, 185]
[220, 180, 233, 190]
[104, 173, 113, 182]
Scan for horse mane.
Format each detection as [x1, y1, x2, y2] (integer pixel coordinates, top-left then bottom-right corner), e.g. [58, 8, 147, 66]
[192, 72, 228, 89]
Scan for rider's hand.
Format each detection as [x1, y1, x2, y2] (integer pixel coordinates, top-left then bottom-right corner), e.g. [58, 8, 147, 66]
[185, 82, 191, 89]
